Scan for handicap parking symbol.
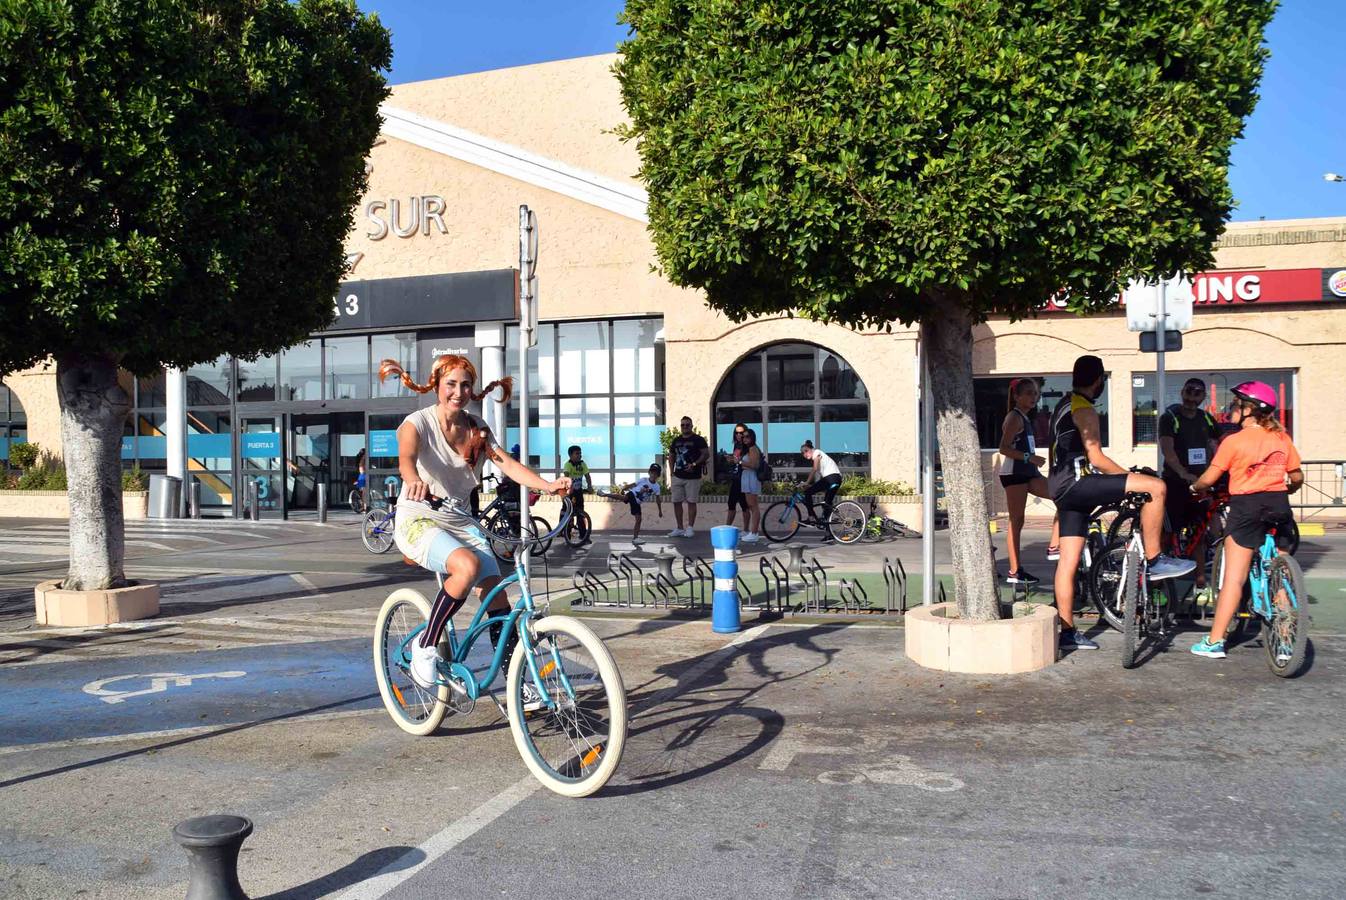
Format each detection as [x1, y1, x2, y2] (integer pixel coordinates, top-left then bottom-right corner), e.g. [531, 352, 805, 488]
[82, 671, 246, 705]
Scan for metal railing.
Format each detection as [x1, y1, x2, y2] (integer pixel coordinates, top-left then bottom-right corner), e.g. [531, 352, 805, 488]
[1292, 460, 1344, 513]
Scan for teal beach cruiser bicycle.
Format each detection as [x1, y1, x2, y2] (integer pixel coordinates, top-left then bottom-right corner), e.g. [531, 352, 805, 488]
[373, 498, 628, 797]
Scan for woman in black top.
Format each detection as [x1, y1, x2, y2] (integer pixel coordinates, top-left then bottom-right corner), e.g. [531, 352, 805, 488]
[997, 379, 1057, 584]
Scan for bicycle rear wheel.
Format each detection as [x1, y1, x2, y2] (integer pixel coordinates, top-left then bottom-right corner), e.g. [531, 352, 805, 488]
[507, 616, 627, 797]
[564, 510, 592, 548]
[1120, 547, 1141, 669]
[361, 509, 395, 554]
[1091, 543, 1129, 632]
[1263, 554, 1309, 678]
[761, 501, 801, 542]
[373, 589, 449, 736]
[530, 516, 553, 555]
[827, 500, 867, 544]
[1211, 540, 1253, 644]
[348, 489, 364, 513]
[1104, 507, 1139, 546]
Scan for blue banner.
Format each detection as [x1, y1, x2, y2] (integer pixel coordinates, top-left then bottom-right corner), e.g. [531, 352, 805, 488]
[370, 429, 399, 458]
[136, 436, 167, 460]
[765, 422, 813, 453]
[819, 421, 869, 452]
[241, 432, 281, 459]
[120, 436, 134, 460]
[188, 433, 231, 459]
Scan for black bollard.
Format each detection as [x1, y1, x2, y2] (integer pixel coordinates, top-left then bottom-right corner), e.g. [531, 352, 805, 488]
[173, 814, 253, 900]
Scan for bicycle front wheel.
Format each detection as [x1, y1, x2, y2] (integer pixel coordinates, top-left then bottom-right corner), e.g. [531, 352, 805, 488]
[1263, 554, 1309, 678]
[1120, 547, 1141, 669]
[507, 616, 627, 798]
[827, 500, 867, 545]
[564, 511, 592, 548]
[761, 501, 801, 542]
[348, 489, 363, 513]
[373, 589, 449, 736]
[361, 509, 395, 554]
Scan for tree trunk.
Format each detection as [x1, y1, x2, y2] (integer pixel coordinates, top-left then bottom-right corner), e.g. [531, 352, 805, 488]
[56, 353, 131, 591]
[922, 292, 999, 621]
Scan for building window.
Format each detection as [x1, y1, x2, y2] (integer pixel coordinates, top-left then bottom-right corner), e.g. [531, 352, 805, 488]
[325, 336, 370, 401]
[713, 343, 870, 478]
[973, 375, 1111, 451]
[236, 353, 278, 402]
[371, 333, 416, 398]
[280, 341, 322, 402]
[1131, 369, 1294, 444]
[1, 385, 27, 470]
[505, 317, 664, 486]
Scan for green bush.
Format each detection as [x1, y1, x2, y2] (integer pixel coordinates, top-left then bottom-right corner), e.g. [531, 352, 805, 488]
[697, 479, 728, 496]
[17, 458, 66, 491]
[760, 475, 915, 497]
[8, 441, 40, 471]
[122, 466, 148, 492]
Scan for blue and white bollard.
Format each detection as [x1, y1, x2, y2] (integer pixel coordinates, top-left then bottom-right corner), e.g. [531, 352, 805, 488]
[710, 525, 742, 634]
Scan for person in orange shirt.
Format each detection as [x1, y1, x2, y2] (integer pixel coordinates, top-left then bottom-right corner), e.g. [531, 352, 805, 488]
[1188, 381, 1303, 659]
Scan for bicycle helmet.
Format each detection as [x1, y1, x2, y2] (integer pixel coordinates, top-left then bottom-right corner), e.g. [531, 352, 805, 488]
[1230, 381, 1277, 413]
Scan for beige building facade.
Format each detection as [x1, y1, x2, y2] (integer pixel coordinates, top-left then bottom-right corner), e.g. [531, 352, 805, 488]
[4, 55, 1344, 520]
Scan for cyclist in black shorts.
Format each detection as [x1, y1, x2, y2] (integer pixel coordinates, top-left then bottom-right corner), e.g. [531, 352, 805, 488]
[1050, 355, 1195, 650]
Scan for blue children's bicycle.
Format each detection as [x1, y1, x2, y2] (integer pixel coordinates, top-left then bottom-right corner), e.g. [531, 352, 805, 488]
[1213, 523, 1310, 678]
[372, 498, 628, 797]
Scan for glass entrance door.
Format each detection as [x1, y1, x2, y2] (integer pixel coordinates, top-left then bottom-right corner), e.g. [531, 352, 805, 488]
[286, 414, 329, 512]
[240, 416, 283, 518]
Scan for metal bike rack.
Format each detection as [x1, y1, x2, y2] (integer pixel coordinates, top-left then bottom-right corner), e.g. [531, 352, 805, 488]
[736, 573, 754, 607]
[838, 577, 869, 614]
[583, 570, 609, 606]
[571, 571, 590, 606]
[643, 571, 677, 608]
[758, 555, 789, 612]
[809, 558, 830, 610]
[683, 556, 712, 609]
[607, 552, 638, 607]
[882, 557, 908, 613]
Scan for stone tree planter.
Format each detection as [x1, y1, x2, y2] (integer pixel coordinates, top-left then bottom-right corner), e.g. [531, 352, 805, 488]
[905, 602, 1057, 674]
[35, 579, 160, 627]
[0, 489, 148, 519]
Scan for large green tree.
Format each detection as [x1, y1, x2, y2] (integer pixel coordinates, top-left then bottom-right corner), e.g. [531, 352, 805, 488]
[616, 0, 1274, 620]
[0, 0, 390, 590]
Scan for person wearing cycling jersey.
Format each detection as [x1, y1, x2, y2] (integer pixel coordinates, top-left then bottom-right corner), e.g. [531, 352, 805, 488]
[1160, 378, 1221, 588]
[1188, 381, 1303, 659]
[997, 378, 1060, 585]
[800, 441, 842, 537]
[1050, 355, 1194, 651]
[380, 355, 570, 688]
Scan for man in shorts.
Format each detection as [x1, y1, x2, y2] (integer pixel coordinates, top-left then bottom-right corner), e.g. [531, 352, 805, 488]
[1049, 355, 1194, 651]
[668, 416, 710, 537]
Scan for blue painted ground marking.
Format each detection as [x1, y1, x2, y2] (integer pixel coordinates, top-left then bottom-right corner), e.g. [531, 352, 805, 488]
[0, 637, 496, 749]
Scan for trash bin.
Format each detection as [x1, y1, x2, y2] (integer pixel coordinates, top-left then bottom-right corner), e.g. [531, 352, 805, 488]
[148, 474, 182, 519]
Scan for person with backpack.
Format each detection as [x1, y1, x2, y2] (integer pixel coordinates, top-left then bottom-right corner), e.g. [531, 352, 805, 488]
[1159, 377, 1222, 591]
[739, 427, 766, 542]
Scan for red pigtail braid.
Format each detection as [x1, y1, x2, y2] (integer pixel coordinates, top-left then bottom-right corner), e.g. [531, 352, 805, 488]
[473, 377, 514, 406]
[377, 359, 434, 394]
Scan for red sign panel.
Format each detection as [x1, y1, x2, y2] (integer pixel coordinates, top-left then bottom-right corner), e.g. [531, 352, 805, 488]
[1036, 267, 1346, 314]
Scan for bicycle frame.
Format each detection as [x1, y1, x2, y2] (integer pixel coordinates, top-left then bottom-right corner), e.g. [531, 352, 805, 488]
[1248, 531, 1298, 623]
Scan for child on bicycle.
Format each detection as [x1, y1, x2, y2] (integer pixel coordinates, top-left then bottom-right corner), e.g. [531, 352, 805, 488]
[562, 445, 593, 544]
[380, 356, 570, 689]
[1188, 381, 1303, 659]
[1050, 355, 1194, 651]
[617, 463, 663, 544]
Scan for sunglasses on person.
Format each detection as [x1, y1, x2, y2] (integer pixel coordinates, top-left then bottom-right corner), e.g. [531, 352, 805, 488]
[1183, 385, 1205, 396]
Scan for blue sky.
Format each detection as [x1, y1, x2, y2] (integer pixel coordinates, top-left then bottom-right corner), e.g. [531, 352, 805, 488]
[360, 0, 1343, 223]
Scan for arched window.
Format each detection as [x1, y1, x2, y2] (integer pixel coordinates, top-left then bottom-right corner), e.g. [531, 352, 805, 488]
[712, 342, 869, 478]
[1, 384, 28, 471]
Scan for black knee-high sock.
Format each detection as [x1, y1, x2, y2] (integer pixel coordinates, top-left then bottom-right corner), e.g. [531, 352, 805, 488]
[419, 591, 465, 648]
[489, 618, 520, 674]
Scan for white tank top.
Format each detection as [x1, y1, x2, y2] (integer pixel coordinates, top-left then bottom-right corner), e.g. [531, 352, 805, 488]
[815, 449, 840, 479]
[397, 407, 494, 525]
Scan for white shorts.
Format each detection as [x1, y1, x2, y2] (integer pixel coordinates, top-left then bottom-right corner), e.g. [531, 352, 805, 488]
[670, 476, 702, 503]
[740, 470, 761, 494]
[394, 510, 499, 582]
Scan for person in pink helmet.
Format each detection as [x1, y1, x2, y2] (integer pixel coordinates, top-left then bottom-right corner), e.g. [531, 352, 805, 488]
[1188, 381, 1304, 659]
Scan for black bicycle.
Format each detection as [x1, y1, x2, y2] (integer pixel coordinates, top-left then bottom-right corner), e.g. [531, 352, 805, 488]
[562, 492, 593, 548]
[761, 480, 866, 544]
[478, 474, 552, 562]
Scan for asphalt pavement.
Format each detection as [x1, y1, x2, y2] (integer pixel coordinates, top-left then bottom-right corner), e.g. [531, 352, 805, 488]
[1, 517, 1343, 899]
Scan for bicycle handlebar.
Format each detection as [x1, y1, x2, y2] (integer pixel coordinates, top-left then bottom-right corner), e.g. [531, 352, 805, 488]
[422, 491, 576, 547]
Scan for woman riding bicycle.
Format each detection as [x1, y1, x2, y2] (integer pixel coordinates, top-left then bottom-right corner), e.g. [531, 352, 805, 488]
[380, 354, 570, 688]
[1050, 355, 1194, 651]
[1188, 381, 1303, 659]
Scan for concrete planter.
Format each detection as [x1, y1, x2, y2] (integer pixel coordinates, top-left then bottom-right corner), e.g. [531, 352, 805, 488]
[905, 601, 1057, 674]
[0, 490, 149, 520]
[35, 579, 160, 627]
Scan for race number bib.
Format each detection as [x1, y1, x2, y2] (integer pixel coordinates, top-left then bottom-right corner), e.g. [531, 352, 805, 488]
[1026, 435, 1037, 455]
[1187, 448, 1208, 467]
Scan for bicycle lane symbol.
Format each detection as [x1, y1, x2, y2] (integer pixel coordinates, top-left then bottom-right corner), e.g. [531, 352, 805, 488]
[757, 724, 965, 793]
[82, 671, 247, 705]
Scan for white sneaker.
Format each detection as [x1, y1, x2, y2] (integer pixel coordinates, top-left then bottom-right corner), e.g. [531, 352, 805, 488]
[668, 528, 686, 538]
[409, 643, 441, 688]
[741, 532, 759, 544]
[520, 682, 546, 713]
[632, 537, 644, 545]
[684, 528, 695, 538]
[1148, 554, 1197, 581]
